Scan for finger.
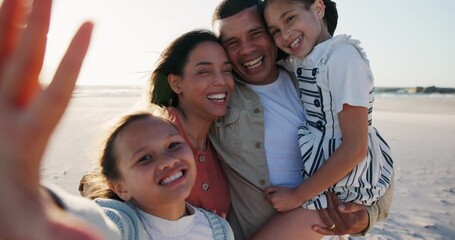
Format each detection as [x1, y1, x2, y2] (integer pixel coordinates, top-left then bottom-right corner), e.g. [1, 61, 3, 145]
[317, 208, 334, 229]
[312, 225, 336, 236]
[0, 0, 26, 61]
[3, 0, 52, 107]
[30, 22, 93, 148]
[338, 201, 364, 213]
[325, 192, 346, 232]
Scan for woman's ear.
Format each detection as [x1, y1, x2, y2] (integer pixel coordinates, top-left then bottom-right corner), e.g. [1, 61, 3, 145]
[168, 74, 182, 94]
[312, 0, 326, 18]
[108, 180, 131, 202]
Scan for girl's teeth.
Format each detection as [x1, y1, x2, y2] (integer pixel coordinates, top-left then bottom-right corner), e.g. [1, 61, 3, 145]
[161, 171, 183, 185]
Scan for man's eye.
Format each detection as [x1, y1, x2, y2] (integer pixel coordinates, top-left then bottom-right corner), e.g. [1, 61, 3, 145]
[224, 41, 237, 49]
[251, 30, 263, 38]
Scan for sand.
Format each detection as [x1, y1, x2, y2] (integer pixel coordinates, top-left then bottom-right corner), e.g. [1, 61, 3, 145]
[42, 93, 455, 239]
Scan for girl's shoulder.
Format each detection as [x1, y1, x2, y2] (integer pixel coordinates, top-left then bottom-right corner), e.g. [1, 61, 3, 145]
[326, 35, 370, 65]
[197, 207, 235, 240]
[95, 198, 145, 239]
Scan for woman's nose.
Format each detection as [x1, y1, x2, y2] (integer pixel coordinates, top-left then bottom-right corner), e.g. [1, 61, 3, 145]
[213, 72, 228, 86]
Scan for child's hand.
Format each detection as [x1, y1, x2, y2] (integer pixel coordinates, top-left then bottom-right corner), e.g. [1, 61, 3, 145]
[264, 186, 303, 212]
[0, 0, 95, 239]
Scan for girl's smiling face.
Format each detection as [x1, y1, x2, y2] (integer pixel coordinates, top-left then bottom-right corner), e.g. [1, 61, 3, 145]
[109, 116, 196, 213]
[264, 0, 330, 58]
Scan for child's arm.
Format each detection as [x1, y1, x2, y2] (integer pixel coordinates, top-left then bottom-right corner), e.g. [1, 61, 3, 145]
[0, 0, 103, 238]
[265, 104, 368, 212]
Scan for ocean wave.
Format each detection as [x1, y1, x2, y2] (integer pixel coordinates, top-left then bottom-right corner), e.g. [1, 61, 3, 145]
[72, 85, 143, 97]
[376, 86, 455, 95]
[70, 85, 454, 98]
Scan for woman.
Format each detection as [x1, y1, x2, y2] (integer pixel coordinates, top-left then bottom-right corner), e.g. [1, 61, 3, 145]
[148, 30, 234, 217]
[81, 30, 233, 217]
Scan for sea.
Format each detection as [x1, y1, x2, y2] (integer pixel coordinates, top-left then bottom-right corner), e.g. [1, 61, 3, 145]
[71, 85, 455, 98]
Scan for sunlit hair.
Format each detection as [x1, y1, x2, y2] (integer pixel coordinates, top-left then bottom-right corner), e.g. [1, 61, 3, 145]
[258, 0, 338, 36]
[81, 108, 174, 201]
[211, 0, 258, 31]
[148, 29, 220, 108]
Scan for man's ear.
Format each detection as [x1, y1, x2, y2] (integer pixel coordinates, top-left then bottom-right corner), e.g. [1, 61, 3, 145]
[313, 0, 326, 18]
[168, 74, 182, 94]
[108, 180, 131, 201]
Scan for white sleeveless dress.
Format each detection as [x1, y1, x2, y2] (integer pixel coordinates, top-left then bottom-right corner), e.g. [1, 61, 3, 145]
[291, 35, 394, 210]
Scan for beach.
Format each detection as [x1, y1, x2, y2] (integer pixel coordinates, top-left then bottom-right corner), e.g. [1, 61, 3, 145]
[41, 90, 455, 239]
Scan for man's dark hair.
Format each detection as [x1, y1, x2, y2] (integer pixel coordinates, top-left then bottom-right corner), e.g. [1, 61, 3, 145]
[211, 0, 258, 25]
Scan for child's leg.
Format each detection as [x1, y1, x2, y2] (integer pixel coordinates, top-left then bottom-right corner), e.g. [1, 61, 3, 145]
[252, 207, 325, 240]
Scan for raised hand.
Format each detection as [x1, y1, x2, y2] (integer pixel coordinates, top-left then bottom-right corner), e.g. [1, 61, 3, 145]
[0, 0, 98, 239]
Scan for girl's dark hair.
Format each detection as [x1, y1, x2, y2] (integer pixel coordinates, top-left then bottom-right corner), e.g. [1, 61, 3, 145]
[149, 29, 220, 107]
[81, 110, 172, 201]
[259, 0, 338, 35]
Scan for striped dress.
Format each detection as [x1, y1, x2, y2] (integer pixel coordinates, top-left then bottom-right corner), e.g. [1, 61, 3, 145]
[291, 35, 394, 210]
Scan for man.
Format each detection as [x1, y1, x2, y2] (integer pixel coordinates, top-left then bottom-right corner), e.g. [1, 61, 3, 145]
[209, 0, 393, 239]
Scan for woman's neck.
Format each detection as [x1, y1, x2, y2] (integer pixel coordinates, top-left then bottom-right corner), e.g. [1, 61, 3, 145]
[175, 106, 211, 151]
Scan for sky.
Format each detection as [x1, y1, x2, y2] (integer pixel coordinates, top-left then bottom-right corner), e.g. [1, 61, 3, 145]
[40, 0, 455, 88]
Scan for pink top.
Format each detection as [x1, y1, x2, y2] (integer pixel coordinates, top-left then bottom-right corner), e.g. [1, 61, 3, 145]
[169, 108, 231, 216]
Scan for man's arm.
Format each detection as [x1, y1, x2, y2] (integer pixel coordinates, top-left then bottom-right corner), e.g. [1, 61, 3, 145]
[362, 175, 394, 235]
[313, 176, 394, 235]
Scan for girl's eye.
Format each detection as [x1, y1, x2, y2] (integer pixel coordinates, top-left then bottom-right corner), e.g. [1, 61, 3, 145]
[270, 29, 280, 37]
[287, 16, 295, 23]
[168, 142, 181, 150]
[138, 155, 153, 164]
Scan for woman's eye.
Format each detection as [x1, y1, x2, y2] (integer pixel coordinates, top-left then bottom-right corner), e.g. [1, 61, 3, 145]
[223, 66, 233, 74]
[198, 70, 211, 76]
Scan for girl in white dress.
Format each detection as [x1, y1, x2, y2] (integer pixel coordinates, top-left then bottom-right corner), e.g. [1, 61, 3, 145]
[253, 0, 394, 239]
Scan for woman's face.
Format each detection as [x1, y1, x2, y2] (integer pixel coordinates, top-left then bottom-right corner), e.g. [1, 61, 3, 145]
[110, 116, 196, 213]
[172, 41, 234, 121]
